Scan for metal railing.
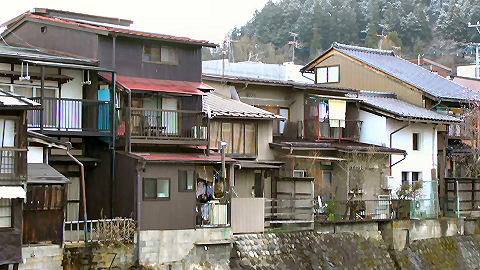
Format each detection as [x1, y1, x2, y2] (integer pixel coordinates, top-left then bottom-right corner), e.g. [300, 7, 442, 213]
[28, 97, 111, 133]
[265, 198, 315, 224]
[196, 202, 229, 228]
[63, 218, 135, 244]
[448, 123, 469, 138]
[0, 148, 26, 181]
[128, 107, 208, 141]
[304, 118, 362, 141]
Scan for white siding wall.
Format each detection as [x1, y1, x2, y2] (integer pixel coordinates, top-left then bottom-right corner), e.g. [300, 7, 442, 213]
[359, 110, 388, 146]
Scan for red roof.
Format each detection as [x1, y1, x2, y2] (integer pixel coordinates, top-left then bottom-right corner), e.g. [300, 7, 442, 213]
[99, 73, 213, 96]
[132, 153, 235, 163]
[14, 13, 216, 47]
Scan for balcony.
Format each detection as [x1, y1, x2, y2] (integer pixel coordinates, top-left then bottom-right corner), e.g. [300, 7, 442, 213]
[304, 118, 362, 142]
[28, 97, 111, 136]
[118, 107, 208, 145]
[448, 123, 470, 139]
[0, 148, 27, 183]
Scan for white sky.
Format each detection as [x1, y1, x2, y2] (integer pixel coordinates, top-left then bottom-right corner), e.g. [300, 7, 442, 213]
[0, 0, 270, 45]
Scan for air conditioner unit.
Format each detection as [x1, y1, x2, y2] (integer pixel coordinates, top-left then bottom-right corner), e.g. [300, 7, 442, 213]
[293, 170, 306, 178]
[382, 176, 395, 189]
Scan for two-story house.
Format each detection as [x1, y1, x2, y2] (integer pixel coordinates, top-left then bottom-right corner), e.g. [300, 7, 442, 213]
[301, 42, 480, 216]
[0, 90, 39, 268]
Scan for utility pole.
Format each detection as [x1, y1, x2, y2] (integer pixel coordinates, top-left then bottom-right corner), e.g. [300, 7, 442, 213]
[288, 32, 298, 63]
[468, 22, 480, 78]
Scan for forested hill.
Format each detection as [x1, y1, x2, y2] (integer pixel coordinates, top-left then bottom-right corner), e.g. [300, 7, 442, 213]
[205, 0, 480, 66]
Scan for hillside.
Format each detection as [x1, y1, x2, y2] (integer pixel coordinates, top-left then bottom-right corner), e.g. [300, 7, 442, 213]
[204, 0, 480, 67]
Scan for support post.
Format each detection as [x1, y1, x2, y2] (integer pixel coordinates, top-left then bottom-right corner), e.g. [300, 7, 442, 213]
[40, 66, 44, 133]
[110, 72, 116, 218]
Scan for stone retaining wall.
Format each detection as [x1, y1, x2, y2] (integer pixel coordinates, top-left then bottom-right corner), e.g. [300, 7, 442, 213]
[19, 245, 63, 270]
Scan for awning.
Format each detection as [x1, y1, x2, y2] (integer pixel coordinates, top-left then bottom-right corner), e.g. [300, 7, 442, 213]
[0, 186, 26, 199]
[99, 73, 213, 96]
[27, 163, 70, 184]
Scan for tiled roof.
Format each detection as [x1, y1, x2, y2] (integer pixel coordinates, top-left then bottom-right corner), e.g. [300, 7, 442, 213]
[0, 89, 40, 108]
[357, 92, 460, 123]
[10, 13, 217, 48]
[203, 93, 283, 120]
[303, 43, 480, 102]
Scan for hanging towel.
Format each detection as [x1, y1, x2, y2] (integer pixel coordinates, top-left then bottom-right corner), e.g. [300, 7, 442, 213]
[328, 99, 346, 128]
[318, 102, 328, 122]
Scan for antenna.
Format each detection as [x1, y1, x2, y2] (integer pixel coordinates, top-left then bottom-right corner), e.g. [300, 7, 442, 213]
[81, 70, 91, 85]
[468, 22, 480, 78]
[288, 32, 299, 63]
[19, 62, 30, 81]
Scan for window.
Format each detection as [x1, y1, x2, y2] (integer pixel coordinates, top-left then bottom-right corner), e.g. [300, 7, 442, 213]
[412, 172, 422, 182]
[0, 199, 12, 228]
[316, 66, 340, 84]
[261, 106, 289, 135]
[143, 45, 179, 65]
[401, 171, 422, 185]
[143, 178, 170, 200]
[413, 133, 421, 151]
[209, 121, 257, 156]
[179, 170, 195, 192]
[402, 172, 409, 184]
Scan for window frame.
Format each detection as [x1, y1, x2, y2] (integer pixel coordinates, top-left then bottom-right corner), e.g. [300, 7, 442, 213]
[412, 132, 421, 151]
[315, 65, 340, 84]
[178, 170, 195, 192]
[142, 45, 179, 65]
[142, 178, 171, 201]
[0, 198, 13, 230]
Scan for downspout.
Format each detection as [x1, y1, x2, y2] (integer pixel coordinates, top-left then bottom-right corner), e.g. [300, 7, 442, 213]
[110, 72, 116, 218]
[389, 122, 410, 175]
[301, 71, 315, 82]
[66, 148, 88, 248]
[136, 161, 145, 266]
[40, 66, 44, 133]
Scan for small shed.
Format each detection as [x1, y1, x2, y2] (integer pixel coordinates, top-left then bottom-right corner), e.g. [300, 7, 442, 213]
[23, 163, 70, 244]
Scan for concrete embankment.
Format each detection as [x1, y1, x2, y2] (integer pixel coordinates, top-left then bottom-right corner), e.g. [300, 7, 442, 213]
[230, 231, 480, 269]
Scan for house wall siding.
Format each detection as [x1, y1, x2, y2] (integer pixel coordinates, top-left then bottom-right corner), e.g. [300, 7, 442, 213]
[314, 53, 424, 107]
[5, 21, 98, 59]
[0, 199, 23, 265]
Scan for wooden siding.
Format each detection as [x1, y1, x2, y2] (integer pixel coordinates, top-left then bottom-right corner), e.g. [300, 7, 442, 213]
[0, 199, 22, 265]
[314, 52, 424, 107]
[5, 21, 99, 59]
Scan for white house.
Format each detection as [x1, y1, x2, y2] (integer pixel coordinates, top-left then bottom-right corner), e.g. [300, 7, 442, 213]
[357, 92, 460, 215]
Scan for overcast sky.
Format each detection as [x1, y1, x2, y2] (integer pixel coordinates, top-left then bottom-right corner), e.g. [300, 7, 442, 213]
[0, 0, 270, 45]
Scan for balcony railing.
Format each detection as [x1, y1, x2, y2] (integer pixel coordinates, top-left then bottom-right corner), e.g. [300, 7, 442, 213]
[0, 148, 26, 181]
[196, 202, 229, 228]
[448, 123, 469, 138]
[120, 107, 208, 144]
[28, 97, 111, 135]
[304, 118, 362, 142]
[64, 218, 135, 245]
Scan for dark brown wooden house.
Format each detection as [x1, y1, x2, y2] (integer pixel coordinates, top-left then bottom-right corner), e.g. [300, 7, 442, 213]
[0, 89, 39, 267]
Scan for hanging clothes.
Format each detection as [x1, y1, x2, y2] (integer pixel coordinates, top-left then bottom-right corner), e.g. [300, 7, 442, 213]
[318, 102, 328, 123]
[328, 99, 346, 128]
[196, 181, 206, 198]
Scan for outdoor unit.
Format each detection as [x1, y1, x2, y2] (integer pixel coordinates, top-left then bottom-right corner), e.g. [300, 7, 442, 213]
[382, 176, 395, 189]
[293, 170, 307, 178]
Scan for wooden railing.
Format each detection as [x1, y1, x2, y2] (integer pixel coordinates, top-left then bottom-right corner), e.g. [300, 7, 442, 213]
[265, 198, 315, 225]
[304, 118, 362, 142]
[0, 148, 26, 181]
[28, 97, 111, 134]
[121, 107, 208, 143]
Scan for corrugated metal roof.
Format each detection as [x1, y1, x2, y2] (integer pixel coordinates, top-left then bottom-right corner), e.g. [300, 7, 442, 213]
[27, 163, 70, 184]
[358, 93, 460, 123]
[203, 93, 283, 120]
[270, 141, 406, 155]
[131, 152, 236, 163]
[12, 13, 216, 48]
[99, 73, 212, 96]
[0, 44, 96, 65]
[0, 89, 40, 108]
[303, 43, 480, 102]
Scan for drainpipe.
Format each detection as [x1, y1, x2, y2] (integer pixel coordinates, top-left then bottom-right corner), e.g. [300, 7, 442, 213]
[389, 122, 410, 175]
[110, 72, 117, 218]
[40, 66, 44, 133]
[66, 149, 88, 248]
[136, 161, 145, 266]
[301, 72, 315, 82]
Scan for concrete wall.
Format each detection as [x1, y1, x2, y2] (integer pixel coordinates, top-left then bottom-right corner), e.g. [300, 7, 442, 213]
[138, 227, 232, 266]
[19, 245, 63, 270]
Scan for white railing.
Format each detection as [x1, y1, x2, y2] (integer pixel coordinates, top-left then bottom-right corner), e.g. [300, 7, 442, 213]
[63, 218, 135, 244]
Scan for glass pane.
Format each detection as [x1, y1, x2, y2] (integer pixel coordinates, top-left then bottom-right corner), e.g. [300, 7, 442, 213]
[232, 123, 244, 154]
[179, 171, 194, 191]
[187, 171, 194, 190]
[144, 178, 157, 199]
[316, 67, 327, 83]
[157, 179, 169, 198]
[144, 46, 161, 62]
[221, 122, 232, 153]
[0, 199, 11, 228]
[13, 86, 33, 98]
[0, 119, 15, 147]
[245, 123, 256, 155]
[279, 108, 289, 134]
[328, 66, 339, 82]
[161, 47, 178, 63]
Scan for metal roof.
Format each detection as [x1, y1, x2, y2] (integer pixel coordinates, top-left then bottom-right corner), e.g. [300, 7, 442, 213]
[131, 152, 236, 163]
[7, 12, 217, 48]
[27, 163, 70, 184]
[302, 43, 480, 102]
[0, 89, 40, 108]
[203, 93, 284, 120]
[0, 44, 96, 65]
[99, 73, 212, 95]
[270, 141, 406, 155]
[357, 92, 461, 123]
